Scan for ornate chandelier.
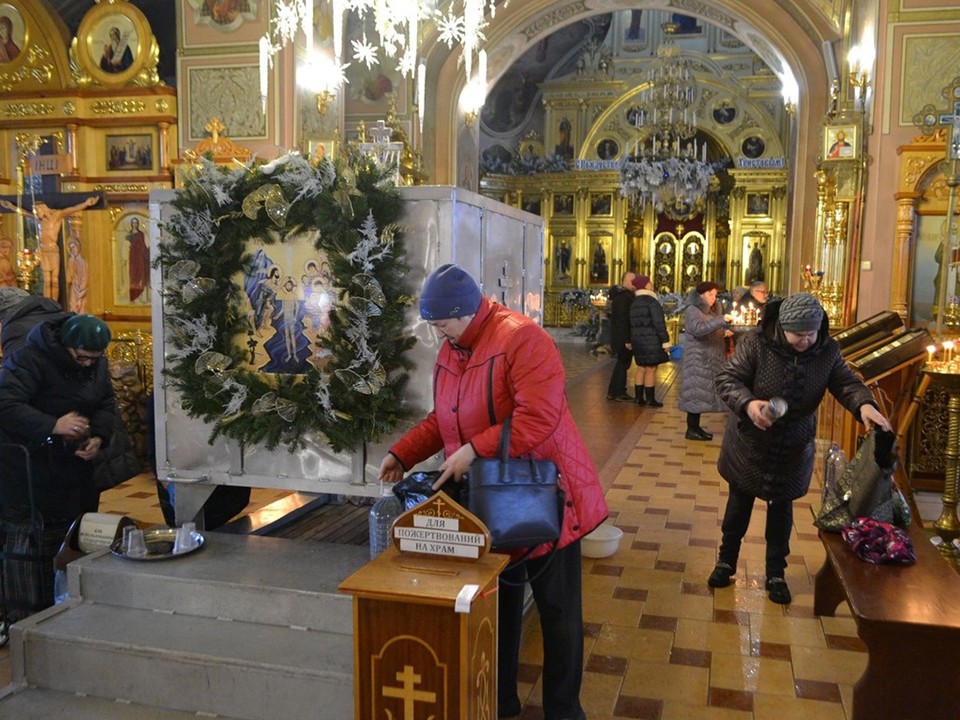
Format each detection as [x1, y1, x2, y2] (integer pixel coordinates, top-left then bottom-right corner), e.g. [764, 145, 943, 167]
[620, 23, 714, 213]
[259, 0, 501, 116]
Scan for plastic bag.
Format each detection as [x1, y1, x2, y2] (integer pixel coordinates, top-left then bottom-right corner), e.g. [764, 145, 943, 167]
[841, 517, 915, 565]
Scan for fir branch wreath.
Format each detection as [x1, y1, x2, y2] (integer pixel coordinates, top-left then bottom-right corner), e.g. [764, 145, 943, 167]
[157, 151, 417, 453]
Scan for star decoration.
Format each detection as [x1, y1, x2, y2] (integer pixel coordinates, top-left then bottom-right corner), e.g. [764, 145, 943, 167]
[352, 36, 379, 69]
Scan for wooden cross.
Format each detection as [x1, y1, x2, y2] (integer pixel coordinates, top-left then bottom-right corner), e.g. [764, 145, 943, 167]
[381, 665, 436, 720]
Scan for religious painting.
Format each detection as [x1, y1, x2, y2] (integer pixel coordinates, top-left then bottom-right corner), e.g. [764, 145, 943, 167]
[745, 192, 770, 217]
[671, 14, 702, 35]
[741, 136, 765, 159]
[0, 3, 26, 65]
[588, 234, 611, 285]
[597, 138, 620, 160]
[521, 197, 541, 216]
[106, 134, 153, 171]
[824, 124, 857, 161]
[911, 214, 960, 327]
[344, 11, 404, 116]
[308, 138, 338, 165]
[553, 193, 574, 217]
[712, 101, 736, 125]
[235, 233, 337, 374]
[552, 234, 574, 284]
[623, 10, 646, 45]
[187, 0, 258, 33]
[74, 0, 153, 84]
[113, 209, 151, 307]
[590, 193, 613, 217]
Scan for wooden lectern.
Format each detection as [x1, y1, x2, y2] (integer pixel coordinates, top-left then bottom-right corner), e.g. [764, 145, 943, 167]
[339, 492, 509, 720]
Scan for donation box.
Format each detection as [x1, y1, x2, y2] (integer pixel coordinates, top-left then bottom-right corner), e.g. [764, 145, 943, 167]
[339, 492, 508, 719]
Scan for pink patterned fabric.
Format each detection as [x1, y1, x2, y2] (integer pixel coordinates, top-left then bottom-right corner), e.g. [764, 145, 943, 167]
[841, 517, 916, 565]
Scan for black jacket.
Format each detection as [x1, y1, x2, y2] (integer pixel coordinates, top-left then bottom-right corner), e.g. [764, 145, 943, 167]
[607, 285, 634, 352]
[629, 290, 669, 366]
[0, 317, 116, 521]
[715, 300, 876, 501]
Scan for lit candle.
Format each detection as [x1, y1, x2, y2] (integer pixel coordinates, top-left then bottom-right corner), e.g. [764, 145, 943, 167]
[927, 344, 937, 364]
[945, 341, 955, 363]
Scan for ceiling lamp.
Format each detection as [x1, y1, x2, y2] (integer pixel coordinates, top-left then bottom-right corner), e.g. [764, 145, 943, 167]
[259, 0, 501, 117]
[620, 23, 714, 213]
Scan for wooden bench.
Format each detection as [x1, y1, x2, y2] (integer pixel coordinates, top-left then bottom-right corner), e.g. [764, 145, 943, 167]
[814, 522, 960, 720]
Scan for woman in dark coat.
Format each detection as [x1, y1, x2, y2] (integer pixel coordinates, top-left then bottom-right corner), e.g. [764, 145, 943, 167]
[709, 293, 890, 604]
[678, 281, 732, 439]
[628, 274, 670, 406]
[0, 314, 116, 617]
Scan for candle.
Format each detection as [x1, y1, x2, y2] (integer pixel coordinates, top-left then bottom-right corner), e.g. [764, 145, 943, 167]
[927, 345, 937, 364]
[945, 341, 955, 363]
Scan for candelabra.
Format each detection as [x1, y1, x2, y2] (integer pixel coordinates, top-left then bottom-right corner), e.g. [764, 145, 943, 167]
[922, 339, 960, 555]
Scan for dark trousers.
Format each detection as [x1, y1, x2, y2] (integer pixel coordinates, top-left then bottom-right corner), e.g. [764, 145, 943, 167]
[498, 540, 584, 720]
[606, 346, 632, 397]
[717, 486, 793, 577]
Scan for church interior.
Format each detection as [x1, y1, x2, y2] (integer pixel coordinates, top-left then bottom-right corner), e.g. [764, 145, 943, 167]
[0, 0, 959, 718]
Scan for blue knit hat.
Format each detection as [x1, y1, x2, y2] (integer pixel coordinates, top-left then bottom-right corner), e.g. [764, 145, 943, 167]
[60, 314, 112, 350]
[419, 264, 482, 320]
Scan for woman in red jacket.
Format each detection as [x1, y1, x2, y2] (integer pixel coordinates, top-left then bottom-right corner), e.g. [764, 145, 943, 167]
[380, 264, 607, 720]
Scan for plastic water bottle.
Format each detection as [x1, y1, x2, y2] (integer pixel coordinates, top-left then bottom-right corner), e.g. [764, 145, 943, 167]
[53, 569, 68, 604]
[822, 443, 847, 503]
[369, 484, 403, 559]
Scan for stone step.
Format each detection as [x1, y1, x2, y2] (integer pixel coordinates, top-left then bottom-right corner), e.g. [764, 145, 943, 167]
[10, 601, 354, 720]
[69, 531, 369, 633]
[0, 685, 247, 720]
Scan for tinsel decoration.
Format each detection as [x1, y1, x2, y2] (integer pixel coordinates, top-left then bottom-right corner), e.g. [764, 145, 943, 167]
[157, 150, 417, 452]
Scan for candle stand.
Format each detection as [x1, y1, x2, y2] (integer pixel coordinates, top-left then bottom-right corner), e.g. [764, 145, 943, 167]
[921, 365, 960, 556]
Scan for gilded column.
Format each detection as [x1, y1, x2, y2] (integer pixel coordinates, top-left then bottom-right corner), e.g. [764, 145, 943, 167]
[891, 193, 919, 321]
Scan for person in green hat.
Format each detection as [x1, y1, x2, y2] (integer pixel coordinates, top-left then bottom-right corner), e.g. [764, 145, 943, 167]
[0, 313, 117, 619]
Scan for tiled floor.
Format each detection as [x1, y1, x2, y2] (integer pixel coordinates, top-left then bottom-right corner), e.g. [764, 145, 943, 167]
[0, 329, 874, 719]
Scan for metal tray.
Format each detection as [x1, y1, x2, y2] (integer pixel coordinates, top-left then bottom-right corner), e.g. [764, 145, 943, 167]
[110, 527, 204, 561]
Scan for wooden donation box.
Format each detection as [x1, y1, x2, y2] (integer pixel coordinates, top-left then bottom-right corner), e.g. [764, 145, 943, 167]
[339, 492, 509, 720]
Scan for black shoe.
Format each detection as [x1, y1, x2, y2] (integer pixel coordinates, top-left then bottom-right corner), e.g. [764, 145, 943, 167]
[708, 562, 734, 588]
[646, 397, 664, 408]
[606, 393, 632, 402]
[765, 577, 792, 604]
[685, 427, 713, 441]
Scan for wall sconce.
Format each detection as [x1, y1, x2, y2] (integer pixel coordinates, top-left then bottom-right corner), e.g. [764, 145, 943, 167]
[316, 89, 335, 117]
[847, 44, 872, 110]
[460, 49, 487, 129]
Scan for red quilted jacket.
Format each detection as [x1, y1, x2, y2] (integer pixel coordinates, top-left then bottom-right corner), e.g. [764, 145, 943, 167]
[389, 297, 608, 558]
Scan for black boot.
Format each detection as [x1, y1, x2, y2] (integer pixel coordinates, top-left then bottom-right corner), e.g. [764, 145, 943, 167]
[635, 385, 646, 405]
[645, 386, 663, 407]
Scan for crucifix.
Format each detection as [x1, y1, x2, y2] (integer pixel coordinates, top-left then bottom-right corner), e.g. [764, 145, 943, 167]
[0, 193, 106, 302]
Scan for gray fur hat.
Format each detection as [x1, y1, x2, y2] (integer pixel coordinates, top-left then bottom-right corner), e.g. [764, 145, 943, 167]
[778, 292, 824, 332]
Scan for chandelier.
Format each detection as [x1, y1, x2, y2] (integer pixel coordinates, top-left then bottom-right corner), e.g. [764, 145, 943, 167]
[259, 0, 500, 118]
[620, 23, 714, 213]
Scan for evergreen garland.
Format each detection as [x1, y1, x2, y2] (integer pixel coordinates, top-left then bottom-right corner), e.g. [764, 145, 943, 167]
[157, 151, 417, 452]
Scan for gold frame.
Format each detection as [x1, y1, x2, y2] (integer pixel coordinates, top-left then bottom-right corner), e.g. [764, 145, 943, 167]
[745, 192, 770, 216]
[0, 2, 28, 71]
[110, 207, 152, 310]
[823, 124, 857, 161]
[589, 192, 613, 217]
[71, 0, 156, 86]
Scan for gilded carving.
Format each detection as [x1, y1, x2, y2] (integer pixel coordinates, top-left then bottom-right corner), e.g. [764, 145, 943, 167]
[62, 101, 76, 115]
[521, 2, 589, 42]
[188, 67, 266, 139]
[0, 44, 54, 92]
[156, 98, 169, 112]
[92, 99, 147, 115]
[2, 102, 55, 117]
[95, 184, 150, 193]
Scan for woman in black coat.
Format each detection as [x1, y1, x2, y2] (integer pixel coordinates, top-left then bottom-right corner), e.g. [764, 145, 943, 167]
[605, 271, 636, 401]
[628, 274, 670, 406]
[0, 314, 116, 616]
[708, 293, 890, 604]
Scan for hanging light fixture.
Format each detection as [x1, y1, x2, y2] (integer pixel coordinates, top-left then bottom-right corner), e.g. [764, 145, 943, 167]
[259, 0, 501, 116]
[620, 23, 714, 213]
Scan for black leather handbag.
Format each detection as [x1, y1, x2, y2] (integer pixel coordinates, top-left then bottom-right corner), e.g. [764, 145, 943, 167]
[467, 417, 563, 550]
